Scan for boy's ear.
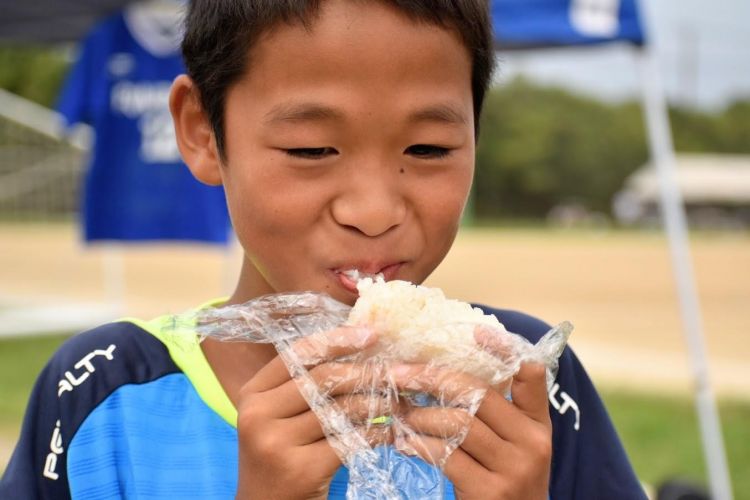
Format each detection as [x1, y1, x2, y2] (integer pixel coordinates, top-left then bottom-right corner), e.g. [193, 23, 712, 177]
[169, 75, 223, 186]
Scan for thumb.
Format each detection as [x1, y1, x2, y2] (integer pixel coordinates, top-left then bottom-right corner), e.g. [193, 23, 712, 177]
[511, 362, 550, 424]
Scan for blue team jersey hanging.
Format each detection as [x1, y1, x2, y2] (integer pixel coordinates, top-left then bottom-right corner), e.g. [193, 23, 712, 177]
[57, 7, 231, 244]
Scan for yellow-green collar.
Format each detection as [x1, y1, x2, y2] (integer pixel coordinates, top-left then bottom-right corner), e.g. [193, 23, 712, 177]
[119, 298, 238, 428]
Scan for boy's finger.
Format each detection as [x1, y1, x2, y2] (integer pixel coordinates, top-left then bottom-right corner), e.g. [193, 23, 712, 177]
[241, 355, 295, 394]
[286, 407, 397, 447]
[359, 423, 395, 448]
[291, 326, 376, 365]
[299, 438, 344, 479]
[394, 431, 451, 465]
[390, 363, 545, 442]
[388, 363, 490, 408]
[261, 362, 391, 417]
[245, 326, 376, 392]
[332, 393, 408, 424]
[395, 433, 492, 483]
[283, 410, 326, 444]
[510, 362, 550, 424]
[473, 325, 517, 361]
[404, 407, 512, 471]
[402, 406, 473, 440]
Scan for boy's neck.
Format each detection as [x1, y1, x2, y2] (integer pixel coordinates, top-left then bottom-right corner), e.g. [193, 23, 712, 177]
[223, 257, 275, 307]
[203, 259, 284, 407]
[201, 337, 278, 408]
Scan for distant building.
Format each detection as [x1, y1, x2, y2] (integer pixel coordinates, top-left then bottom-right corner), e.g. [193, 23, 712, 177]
[613, 154, 750, 229]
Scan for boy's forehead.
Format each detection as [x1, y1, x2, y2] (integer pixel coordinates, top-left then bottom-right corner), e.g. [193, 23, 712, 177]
[219, 0, 475, 153]
[249, 0, 470, 67]
[245, 1, 471, 85]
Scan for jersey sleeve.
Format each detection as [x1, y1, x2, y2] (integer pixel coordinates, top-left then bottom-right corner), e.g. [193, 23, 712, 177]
[0, 321, 178, 499]
[548, 345, 647, 500]
[56, 17, 114, 127]
[56, 40, 94, 127]
[480, 307, 647, 500]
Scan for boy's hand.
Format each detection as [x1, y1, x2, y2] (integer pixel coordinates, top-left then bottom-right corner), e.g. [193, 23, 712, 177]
[235, 326, 378, 500]
[390, 362, 552, 500]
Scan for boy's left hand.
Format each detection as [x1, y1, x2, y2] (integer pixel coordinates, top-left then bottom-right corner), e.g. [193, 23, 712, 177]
[389, 362, 552, 500]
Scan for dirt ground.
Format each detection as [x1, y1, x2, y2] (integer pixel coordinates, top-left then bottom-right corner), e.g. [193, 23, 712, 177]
[1, 223, 748, 398]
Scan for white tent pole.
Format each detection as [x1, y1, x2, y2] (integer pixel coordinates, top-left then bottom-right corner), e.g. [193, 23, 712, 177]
[636, 47, 733, 500]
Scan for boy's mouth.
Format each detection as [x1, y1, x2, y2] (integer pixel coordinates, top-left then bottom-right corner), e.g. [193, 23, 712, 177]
[332, 263, 403, 294]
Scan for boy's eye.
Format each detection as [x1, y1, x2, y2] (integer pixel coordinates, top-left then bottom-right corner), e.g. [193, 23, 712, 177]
[404, 144, 451, 159]
[285, 147, 338, 159]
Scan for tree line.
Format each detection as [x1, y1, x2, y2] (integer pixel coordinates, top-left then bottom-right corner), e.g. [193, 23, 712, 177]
[476, 78, 750, 220]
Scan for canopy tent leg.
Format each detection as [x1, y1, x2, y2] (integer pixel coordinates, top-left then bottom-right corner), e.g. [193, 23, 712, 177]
[636, 47, 733, 500]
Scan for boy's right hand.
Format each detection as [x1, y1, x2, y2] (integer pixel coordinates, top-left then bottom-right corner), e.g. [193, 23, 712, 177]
[234, 326, 378, 500]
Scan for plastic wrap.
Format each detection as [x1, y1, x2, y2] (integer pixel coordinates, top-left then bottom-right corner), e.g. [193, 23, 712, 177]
[172, 279, 573, 499]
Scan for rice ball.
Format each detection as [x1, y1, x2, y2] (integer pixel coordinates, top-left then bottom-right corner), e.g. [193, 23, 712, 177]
[347, 277, 523, 385]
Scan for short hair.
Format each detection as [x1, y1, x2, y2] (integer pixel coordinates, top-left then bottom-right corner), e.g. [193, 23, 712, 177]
[182, 0, 495, 160]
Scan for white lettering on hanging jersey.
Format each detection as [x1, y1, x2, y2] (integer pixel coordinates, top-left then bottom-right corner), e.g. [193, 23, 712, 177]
[570, 0, 621, 37]
[549, 383, 581, 431]
[111, 81, 171, 117]
[57, 344, 117, 397]
[110, 81, 181, 163]
[43, 420, 63, 480]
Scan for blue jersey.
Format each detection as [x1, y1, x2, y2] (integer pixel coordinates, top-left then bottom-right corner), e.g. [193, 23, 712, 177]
[57, 12, 231, 244]
[1, 303, 646, 499]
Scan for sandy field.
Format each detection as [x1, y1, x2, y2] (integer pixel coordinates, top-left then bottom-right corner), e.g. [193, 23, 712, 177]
[0, 223, 748, 398]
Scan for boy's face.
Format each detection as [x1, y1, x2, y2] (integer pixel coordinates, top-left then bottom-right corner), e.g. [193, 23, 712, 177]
[216, 0, 475, 305]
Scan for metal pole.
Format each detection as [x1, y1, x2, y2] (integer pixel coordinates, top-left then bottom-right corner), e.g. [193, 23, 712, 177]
[636, 47, 733, 500]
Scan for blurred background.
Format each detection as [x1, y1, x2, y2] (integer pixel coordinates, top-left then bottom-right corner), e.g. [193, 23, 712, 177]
[0, 0, 748, 499]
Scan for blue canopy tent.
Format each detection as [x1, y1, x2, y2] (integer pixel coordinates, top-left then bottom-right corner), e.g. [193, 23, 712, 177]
[493, 0, 645, 47]
[0, 1, 133, 43]
[492, 1, 732, 498]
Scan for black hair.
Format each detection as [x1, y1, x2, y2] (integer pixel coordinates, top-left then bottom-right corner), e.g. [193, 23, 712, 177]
[182, 0, 495, 160]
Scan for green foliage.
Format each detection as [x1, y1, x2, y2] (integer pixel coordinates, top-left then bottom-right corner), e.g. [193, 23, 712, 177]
[0, 45, 71, 108]
[475, 77, 750, 220]
[672, 100, 750, 154]
[476, 78, 649, 218]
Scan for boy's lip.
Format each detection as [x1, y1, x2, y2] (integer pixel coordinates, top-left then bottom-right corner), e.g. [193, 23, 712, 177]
[331, 261, 404, 294]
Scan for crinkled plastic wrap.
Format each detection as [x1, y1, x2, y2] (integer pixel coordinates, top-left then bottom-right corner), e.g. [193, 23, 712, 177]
[173, 279, 573, 499]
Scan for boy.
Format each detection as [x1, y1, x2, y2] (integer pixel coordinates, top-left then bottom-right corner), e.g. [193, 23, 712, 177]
[1, 1, 646, 498]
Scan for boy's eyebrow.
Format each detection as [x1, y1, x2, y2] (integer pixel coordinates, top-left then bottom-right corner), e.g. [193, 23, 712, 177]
[408, 105, 468, 126]
[264, 103, 344, 125]
[263, 102, 468, 126]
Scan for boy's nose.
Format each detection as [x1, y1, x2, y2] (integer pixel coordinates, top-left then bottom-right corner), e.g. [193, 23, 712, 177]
[330, 172, 407, 237]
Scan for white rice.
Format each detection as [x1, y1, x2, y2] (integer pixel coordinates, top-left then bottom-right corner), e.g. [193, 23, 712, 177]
[347, 277, 521, 384]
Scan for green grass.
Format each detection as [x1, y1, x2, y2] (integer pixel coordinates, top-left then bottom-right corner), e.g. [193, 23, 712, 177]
[0, 333, 70, 435]
[602, 390, 750, 500]
[1, 335, 748, 499]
